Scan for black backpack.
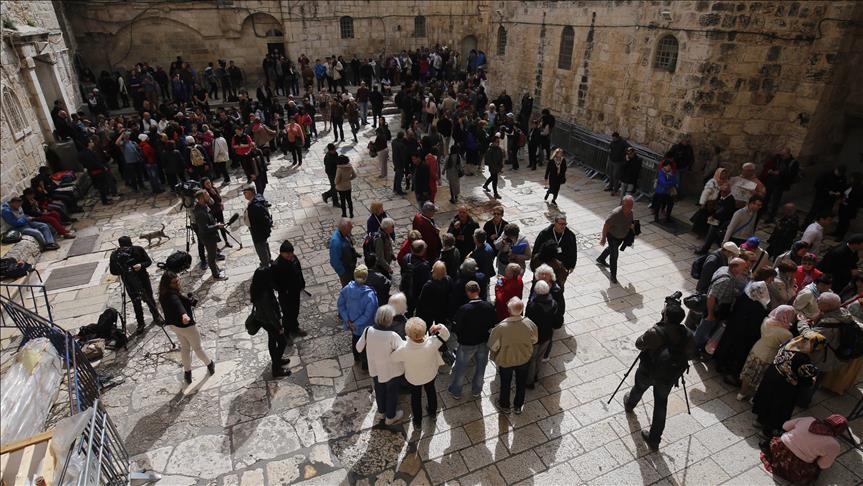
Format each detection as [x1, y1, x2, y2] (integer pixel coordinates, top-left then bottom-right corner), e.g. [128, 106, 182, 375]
[400, 254, 416, 298]
[822, 320, 863, 360]
[0, 257, 30, 280]
[159, 251, 192, 273]
[362, 231, 382, 260]
[690, 253, 708, 279]
[650, 325, 692, 385]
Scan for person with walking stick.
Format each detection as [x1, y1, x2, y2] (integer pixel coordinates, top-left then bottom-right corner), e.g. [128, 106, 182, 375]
[619, 293, 695, 450]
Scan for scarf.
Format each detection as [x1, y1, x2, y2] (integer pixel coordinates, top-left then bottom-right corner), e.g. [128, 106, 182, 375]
[765, 305, 795, 329]
[808, 414, 848, 436]
[744, 281, 771, 308]
[783, 331, 825, 353]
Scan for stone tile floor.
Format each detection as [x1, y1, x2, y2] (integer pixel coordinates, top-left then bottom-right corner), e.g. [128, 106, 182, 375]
[1, 114, 861, 485]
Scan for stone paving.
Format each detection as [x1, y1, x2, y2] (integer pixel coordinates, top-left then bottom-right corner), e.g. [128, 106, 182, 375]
[2, 113, 862, 485]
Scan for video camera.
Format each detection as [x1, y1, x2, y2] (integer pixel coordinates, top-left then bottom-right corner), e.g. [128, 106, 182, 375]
[175, 180, 201, 208]
[664, 290, 683, 308]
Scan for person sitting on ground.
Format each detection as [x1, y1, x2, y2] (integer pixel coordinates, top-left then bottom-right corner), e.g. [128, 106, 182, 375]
[760, 414, 847, 485]
[1, 196, 60, 251]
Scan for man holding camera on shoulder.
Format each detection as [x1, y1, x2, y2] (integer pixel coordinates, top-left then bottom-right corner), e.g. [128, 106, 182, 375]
[194, 190, 228, 281]
[110, 236, 163, 335]
[622, 295, 695, 451]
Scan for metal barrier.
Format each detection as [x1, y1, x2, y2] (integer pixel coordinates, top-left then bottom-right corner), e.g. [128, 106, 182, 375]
[0, 282, 53, 327]
[56, 400, 133, 486]
[551, 120, 663, 200]
[0, 295, 101, 414]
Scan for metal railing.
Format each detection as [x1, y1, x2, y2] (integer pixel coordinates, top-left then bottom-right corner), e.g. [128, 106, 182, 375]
[57, 400, 132, 486]
[551, 120, 663, 200]
[0, 281, 53, 327]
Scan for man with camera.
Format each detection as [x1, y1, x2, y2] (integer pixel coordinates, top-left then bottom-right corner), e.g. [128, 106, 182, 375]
[194, 190, 228, 281]
[242, 184, 274, 268]
[110, 236, 163, 335]
[623, 294, 695, 451]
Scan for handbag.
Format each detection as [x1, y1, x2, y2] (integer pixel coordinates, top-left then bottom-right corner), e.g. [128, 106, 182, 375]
[245, 305, 262, 336]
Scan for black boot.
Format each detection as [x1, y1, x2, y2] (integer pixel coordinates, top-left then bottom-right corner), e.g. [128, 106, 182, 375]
[184, 371, 192, 384]
[136, 323, 145, 336]
[207, 360, 215, 375]
[273, 366, 291, 378]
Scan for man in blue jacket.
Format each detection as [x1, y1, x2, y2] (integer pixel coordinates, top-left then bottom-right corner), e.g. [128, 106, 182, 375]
[337, 265, 378, 370]
[329, 218, 358, 287]
[2, 197, 59, 251]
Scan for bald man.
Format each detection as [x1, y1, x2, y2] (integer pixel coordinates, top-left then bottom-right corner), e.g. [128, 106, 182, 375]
[694, 257, 747, 349]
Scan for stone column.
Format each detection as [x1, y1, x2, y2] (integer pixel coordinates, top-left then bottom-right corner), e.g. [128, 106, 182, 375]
[21, 55, 56, 138]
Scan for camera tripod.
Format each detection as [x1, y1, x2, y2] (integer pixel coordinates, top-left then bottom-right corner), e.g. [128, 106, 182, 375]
[184, 207, 196, 253]
[607, 352, 691, 415]
[119, 280, 175, 349]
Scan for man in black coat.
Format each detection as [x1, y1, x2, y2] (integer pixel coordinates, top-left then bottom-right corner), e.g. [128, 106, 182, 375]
[322, 143, 341, 206]
[605, 132, 630, 194]
[533, 216, 577, 274]
[447, 281, 497, 399]
[194, 190, 227, 280]
[447, 206, 480, 264]
[79, 138, 112, 206]
[243, 184, 273, 268]
[273, 240, 308, 342]
[817, 234, 863, 293]
[391, 132, 408, 195]
[109, 236, 163, 334]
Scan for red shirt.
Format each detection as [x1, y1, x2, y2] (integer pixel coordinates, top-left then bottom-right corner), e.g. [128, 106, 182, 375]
[494, 275, 524, 320]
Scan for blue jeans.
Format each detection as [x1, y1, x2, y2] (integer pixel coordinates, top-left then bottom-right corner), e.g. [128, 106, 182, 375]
[694, 318, 718, 348]
[146, 165, 163, 193]
[359, 101, 369, 124]
[21, 221, 54, 246]
[448, 343, 489, 398]
[373, 375, 402, 420]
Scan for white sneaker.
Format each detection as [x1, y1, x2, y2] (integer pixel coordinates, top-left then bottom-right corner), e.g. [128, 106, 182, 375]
[385, 410, 404, 425]
[374, 411, 385, 421]
[736, 393, 746, 401]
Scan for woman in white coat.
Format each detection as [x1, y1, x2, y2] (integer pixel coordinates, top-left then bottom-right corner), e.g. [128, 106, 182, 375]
[391, 317, 450, 428]
[356, 305, 406, 425]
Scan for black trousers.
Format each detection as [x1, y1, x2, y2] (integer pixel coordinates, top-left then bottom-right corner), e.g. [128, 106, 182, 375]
[278, 290, 301, 333]
[410, 378, 438, 424]
[289, 144, 303, 166]
[624, 364, 674, 444]
[349, 120, 359, 141]
[597, 235, 623, 279]
[202, 239, 221, 277]
[332, 120, 345, 141]
[266, 326, 287, 371]
[213, 162, 230, 184]
[124, 274, 160, 326]
[91, 172, 110, 204]
[483, 173, 499, 194]
[498, 362, 529, 409]
[338, 190, 353, 217]
[350, 334, 367, 366]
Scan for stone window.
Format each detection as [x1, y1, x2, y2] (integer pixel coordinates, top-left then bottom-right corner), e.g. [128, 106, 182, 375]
[558, 26, 574, 70]
[654, 35, 679, 72]
[497, 26, 507, 56]
[340, 16, 354, 39]
[2, 88, 30, 140]
[414, 16, 426, 38]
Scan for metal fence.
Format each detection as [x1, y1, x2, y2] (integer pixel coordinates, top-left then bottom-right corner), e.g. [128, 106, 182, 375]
[57, 400, 132, 486]
[551, 120, 663, 200]
[0, 282, 53, 327]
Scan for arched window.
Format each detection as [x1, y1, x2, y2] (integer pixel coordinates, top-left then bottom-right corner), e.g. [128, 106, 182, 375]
[497, 26, 507, 56]
[414, 16, 426, 38]
[340, 16, 354, 39]
[654, 35, 679, 72]
[2, 88, 30, 140]
[558, 26, 574, 70]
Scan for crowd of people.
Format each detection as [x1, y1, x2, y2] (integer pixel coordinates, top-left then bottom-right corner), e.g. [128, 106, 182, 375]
[5, 42, 857, 483]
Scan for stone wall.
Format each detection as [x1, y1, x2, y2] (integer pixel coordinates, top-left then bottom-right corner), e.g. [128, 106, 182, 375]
[1, 1, 81, 199]
[483, 0, 863, 174]
[64, 0, 488, 86]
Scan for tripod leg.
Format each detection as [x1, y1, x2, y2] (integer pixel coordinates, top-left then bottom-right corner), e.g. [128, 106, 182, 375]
[682, 376, 691, 415]
[160, 325, 176, 349]
[607, 354, 641, 405]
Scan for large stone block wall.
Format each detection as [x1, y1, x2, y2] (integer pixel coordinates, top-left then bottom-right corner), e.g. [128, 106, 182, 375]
[1, 1, 81, 200]
[483, 0, 863, 172]
[64, 0, 488, 85]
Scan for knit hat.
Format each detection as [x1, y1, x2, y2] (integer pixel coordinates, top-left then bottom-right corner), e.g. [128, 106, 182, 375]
[742, 236, 760, 250]
[279, 240, 294, 253]
[354, 264, 368, 283]
[721, 241, 740, 256]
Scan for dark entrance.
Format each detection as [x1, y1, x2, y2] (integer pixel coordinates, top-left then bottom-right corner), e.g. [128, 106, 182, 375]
[267, 42, 285, 57]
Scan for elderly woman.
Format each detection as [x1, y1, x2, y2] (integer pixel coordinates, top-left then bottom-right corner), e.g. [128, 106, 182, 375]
[738, 305, 796, 400]
[525, 281, 561, 388]
[768, 261, 799, 309]
[691, 167, 729, 236]
[489, 298, 538, 415]
[397, 230, 422, 268]
[753, 332, 826, 436]
[337, 265, 379, 370]
[714, 280, 771, 385]
[388, 292, 409, 339]
[372, 217, 396, 276]
[356, 305, 406, 425]
[532, 263, 566, 361]
[761, 414, 848, 485]
[799, 292, 861, 394]
[495, 263, 524, 321]
[417, 261, 452, 329]
[391, 318, 450, 427]
[366, 201, 389, 237]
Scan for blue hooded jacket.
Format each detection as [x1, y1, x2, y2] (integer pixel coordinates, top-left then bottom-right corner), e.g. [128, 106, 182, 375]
[337, 281, 378, 336]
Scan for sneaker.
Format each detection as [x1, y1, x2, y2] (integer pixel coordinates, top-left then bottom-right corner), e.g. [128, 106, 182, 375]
[213, 272, 229, 281]
[471, 391, 482, 399]
[384, 410, 405, 425]
[495, 402, 511, 414]
[449, 391, 462, 400]
[514, 406, 523, 415]
[641, 430, 659, 451]
[207, 360, 216, 375]
[736, 393, 746, 401]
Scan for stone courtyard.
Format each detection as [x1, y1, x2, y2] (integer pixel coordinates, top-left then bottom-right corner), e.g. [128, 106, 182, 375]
[2, 113, 862, 486]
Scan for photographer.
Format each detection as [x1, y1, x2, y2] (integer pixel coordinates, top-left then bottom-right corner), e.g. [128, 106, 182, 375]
[110, 236, 163, 335]
[193, 190, 228, 281]
[242, 184, 273, 267]
[623, 296, 695, 451]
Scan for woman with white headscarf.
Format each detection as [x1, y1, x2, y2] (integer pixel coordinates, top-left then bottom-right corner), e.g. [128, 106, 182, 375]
[799, 292, 863, 394]
[737, 304, 796, 400]
[714, 280, 771, 386]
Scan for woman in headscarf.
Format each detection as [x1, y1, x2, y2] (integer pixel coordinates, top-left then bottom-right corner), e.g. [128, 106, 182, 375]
[806, 292, 863, 395]
[738, 305, 796, 400]
[691, 167, 728, 236]
[760, 414, 847, 485]
[714, 280, 772, 384]
[753, 332, 825, 436]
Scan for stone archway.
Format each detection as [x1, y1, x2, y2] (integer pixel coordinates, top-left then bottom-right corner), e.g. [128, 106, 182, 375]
[461, 35, 478, 67]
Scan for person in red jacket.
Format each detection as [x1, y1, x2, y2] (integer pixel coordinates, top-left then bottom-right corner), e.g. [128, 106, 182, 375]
[412, 202, 442, 261]
[138, 134, 163, 194]
[426, 153, 439, 203]
[495, 263, 524, 320]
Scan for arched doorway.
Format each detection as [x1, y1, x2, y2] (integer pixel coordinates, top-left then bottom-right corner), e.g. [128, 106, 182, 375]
[461, 35, 478, 68]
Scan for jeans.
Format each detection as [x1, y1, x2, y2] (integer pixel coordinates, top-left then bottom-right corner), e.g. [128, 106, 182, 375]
[448, 343, 489, 397]
[527, 340, 551, 385]
[606, 161, 624, 192]
[167, 324, 212, 372]
[597, 235, 623, 279]
[410, 378, 438, 423]
[374, 376, 402, 419]
[694, 318, 718, 348]
[359, 101, 369, 124]
[498, 361, 529, 409]
[624, 364, 674, 444]
[338, 190, 353, 217]
[125, 163, 147, 191]
[146, 165, 163, 193]
[21, 221, 55, 246]
[254, 240, 272, 267]
[619, 182, 637, 202]
[332, 120, 345, 141]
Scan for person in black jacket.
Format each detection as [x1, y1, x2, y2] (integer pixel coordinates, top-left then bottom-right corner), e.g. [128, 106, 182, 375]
[533, 216, 577, 274]
[243, 184, 273, 267]
[110, 236, 163, 335]
[417, 261, 452, 328]
[817, 234, 863, 293]
[835, 172, 862, 239]
[193, 190, 227, 280]
[605, 132, 630, 194]
[251, 265, 291, 377]
[695, 184, 736, 255]
[370, 85, 384, 128]
[79, 138, 112, 206]
[363, 254, 392, 309]
[695, 242, 739, 294]
[619, 147, 642, 201]
[447, 206, 479, 264]
[544, 148, 568, 204]
[158, 271, 215, 384]
[449, 258, 489, 317]
[273, 240, 308, 342]
[527, 118, 543, 170]
[321, 143, 341, 207]
[447, 280, 497, 399]
[525, 280, 561, 388]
